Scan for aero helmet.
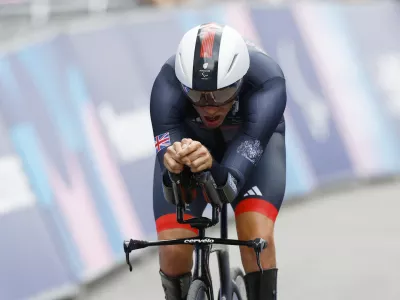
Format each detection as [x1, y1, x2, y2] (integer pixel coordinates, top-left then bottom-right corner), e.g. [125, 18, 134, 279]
[175, 23, 250, 106]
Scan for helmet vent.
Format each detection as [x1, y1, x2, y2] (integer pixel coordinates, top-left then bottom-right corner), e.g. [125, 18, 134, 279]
[179, 52, 188, 77]
[226, 53, 238, 76]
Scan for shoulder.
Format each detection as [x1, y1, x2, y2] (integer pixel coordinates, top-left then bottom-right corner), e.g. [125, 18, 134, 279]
[244, 40, 285, 87]
[150, 55, 189, 119]
[237, 42, 287, 124]
[152, 55, 179, 86]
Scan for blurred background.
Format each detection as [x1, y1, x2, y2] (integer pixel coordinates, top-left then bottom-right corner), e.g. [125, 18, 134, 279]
[1, 0, 400, 299]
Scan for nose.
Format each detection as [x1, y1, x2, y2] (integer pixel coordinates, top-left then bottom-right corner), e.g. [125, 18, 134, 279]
[203, 106, 219, 115]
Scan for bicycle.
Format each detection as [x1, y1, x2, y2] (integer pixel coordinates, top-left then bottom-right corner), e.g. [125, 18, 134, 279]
[123, 170, 268, 300]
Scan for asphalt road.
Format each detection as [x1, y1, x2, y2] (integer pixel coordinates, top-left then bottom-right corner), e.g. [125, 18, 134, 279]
[77, 180, 400, 300]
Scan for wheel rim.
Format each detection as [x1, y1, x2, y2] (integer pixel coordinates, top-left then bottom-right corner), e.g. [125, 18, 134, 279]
[234, 276, 247, 300]
[197, 288, 208, 300]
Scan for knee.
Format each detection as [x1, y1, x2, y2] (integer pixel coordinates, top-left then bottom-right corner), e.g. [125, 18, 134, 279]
[160, 243, 193, 263]
[158, 228, 196, 276]
[238, 222, 275, 256]
[235, 211, 275, 241]
[235, 211, 276, 272]
[248, 227, 275, 247]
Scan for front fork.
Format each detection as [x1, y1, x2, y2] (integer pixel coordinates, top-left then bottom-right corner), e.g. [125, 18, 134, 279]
[193, 242, 214, 300]
[193, 244, 236, 300]
[196, 244, 244, 300]
[192, 227, 234, 300]
[217, 247, 235, 300]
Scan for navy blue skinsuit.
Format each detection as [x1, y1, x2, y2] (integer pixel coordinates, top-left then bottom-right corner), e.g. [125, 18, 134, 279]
[150, 43, 287, 234]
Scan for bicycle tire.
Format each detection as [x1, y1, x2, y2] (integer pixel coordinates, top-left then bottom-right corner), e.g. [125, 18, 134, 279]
[218, 267, 247, 300]
[187, 279, 210, 300]
[231, 267, 247, 300]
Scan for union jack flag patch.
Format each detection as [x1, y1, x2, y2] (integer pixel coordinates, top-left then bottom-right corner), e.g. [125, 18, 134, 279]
[154, 132, 171, 153]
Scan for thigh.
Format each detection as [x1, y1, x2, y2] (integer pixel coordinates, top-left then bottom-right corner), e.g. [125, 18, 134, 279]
[231, 130, 286, 223]
[153, 160, 208, 235]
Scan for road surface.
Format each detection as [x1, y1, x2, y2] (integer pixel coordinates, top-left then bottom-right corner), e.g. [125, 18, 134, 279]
[77, 180, 400, 300]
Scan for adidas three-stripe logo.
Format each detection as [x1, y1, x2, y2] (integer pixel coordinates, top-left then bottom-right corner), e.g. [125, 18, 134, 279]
[243, 186, 262, 197]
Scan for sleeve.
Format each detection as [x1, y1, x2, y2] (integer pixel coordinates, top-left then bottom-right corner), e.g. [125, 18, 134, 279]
[150, 64, 187, 177]
[210, 76, 287, 197]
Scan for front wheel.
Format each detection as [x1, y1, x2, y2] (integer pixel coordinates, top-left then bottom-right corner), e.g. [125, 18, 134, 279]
[187, 279, 210, 300]
[218, 267, 247, 300]
[231, 268, 247, 300]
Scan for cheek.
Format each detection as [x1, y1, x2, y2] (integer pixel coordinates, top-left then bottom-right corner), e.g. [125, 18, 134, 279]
[195, 107, 205, 115]
[223, 104, 234, 113]
[221, 107, 231, 116]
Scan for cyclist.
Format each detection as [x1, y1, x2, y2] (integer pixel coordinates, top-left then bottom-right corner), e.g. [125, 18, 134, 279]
[150, 23, 287, 300]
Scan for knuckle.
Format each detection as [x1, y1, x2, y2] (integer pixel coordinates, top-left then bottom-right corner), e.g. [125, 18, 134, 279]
[166, 159, 175, 167]
[170, 165, 180, 173]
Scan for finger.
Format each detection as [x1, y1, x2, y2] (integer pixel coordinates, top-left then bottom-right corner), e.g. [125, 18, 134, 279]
[190, 156, 210, 173]
[181, 138, 193, 150]
[172, 142, 192, 164]
[185, 147, 208, 162]
[172, 142, 191, 164]
[164, 155, 184, 174]
[172, 141, 183, 153]
[181, 157, 191, 165]
[190, 151, 212, 172]
[181, 138, 193, 145]
[178, 141, 201, 157]
[167, 146, 182, 163]
[168, 163, 184, 174]
[167, 145, 177, 155]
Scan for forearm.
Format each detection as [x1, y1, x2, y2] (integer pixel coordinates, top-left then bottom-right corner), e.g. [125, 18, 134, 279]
[210, 158, 229, 186]
[209, 158, 240, 203]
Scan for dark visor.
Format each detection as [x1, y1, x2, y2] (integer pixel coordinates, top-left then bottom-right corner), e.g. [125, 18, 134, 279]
[182, 79, 242, 107]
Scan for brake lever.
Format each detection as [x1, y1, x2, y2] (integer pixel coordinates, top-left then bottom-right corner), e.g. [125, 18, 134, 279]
[123, 241, 133, 272]
[123, 239, 149, 272]
[252, 238, 268, 273]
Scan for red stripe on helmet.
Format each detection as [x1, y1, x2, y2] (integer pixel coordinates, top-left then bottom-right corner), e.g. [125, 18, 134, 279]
[200, 31, 216, 58]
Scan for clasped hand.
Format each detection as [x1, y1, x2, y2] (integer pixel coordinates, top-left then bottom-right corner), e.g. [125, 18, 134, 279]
[163, 138, 213, 174]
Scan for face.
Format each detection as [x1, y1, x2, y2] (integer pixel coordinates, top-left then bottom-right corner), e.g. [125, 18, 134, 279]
[193, 101, 234, 129]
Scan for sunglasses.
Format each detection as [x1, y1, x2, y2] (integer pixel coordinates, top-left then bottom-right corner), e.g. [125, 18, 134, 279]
[182, 79, 242, 107]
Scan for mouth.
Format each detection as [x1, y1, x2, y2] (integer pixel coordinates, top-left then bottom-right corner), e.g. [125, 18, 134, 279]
[203, 115, 222, 126]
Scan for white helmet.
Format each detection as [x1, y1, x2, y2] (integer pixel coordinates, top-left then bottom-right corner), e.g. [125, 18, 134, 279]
[175, 23, 250, 106]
